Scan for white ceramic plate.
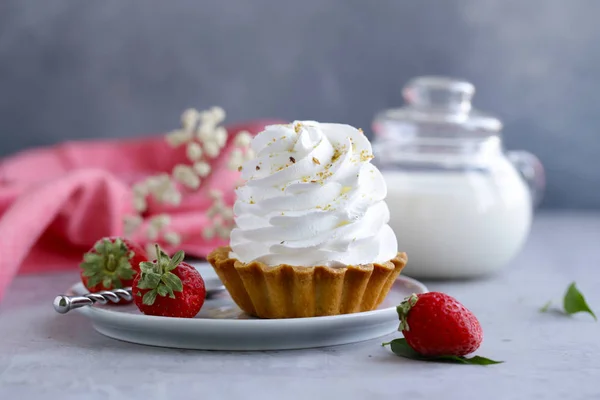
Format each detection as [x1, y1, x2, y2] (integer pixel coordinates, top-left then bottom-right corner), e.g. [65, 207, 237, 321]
[68, 262, 427, 350]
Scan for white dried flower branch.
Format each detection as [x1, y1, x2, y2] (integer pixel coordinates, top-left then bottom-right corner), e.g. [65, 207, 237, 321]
[204, 189, 235, 240]
[123, 106, 253, 250]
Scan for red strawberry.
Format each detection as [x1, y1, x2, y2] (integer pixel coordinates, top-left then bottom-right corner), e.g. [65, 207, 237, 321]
[80, 237, 148, 292]
[133, 246, 205, 318]
[396, 292, 483, 357]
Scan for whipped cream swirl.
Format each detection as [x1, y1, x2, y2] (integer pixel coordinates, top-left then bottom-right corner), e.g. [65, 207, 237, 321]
[229, 121, 397, 267]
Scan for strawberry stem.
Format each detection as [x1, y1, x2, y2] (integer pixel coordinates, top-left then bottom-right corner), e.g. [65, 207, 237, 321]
[106, 254, 116, 272]
[396, 293, 419, 331]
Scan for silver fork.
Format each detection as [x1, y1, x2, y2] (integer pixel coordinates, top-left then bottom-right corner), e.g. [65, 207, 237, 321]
[53, 278, 226, 314]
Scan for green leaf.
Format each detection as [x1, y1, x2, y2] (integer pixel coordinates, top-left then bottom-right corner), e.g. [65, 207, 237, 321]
[383, 338, 422, 358]
[86, 275, 103, 288]
[563, 282, 597, 321]
[383, 338, 503, 366]
[80, 267, 99, 277]
[168, 251, 185, 271]
[80, 258, 103, 276]
[111, 278, 123, 289]
[139, 261, 157, 273]
[157, 285, 169, 297]
[462, 356, 503, 365]
[161, 272, 183, 293]
[94, 238, 109, 253]
[142, 289, 159, 305]
[102, 276, 113, 289]
[539, 301, 552, 313]
[82, 252, 103, 264]
[118, 266, 135, 280]
[137, 272, 161, 289]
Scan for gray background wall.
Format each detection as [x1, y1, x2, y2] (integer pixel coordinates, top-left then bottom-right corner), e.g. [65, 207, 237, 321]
[1, 0, 599, 209]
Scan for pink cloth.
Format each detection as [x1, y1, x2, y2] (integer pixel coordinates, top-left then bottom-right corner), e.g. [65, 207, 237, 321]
[0, 120, 278, 300]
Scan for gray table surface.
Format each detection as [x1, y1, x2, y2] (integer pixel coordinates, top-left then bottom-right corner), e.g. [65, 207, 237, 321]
[1, 211, 599, 400]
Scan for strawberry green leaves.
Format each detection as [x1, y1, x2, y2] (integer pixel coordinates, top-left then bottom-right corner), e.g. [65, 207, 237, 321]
[161, 271, 183, 293]
[137, 265, 162, 289]
[396, 294, 418, 331]
[142, 288, 158, 306]
[80, 238, 136, 290]
[136, 246, 185, 306]
[383, 339, 503, 365]
[540, 282, 597, 321]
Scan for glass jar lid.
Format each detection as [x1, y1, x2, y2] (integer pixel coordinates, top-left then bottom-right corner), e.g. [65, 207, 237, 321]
[373, 76, 502, 139]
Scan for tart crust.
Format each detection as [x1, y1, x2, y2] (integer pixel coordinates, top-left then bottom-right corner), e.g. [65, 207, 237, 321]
[207, 246, 408, 319]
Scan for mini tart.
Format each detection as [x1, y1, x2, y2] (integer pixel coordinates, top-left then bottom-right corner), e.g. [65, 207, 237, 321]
[207, 246, 408, 319]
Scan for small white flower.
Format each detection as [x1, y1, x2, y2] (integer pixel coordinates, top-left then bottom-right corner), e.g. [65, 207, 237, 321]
[214, 126, 228, 148]
[123, 214, 143, 227]
[133, 196, 147, 213]
[203, 226, 215, 240]
[228, 149, 244, 170]
[166, 130, 193, 147]
[144, 177, 158, 190]
[150, 214, 170, 229]
[146, 225, 159, 241]
[181, 108, 200, 131]
[206, 207, 217, 218]
[173, 164, 201, 189]
[146, 243, 160, 259]
[203, 141, 221, 158]
[221, 208, 234, 220]
[163, 231, 181, 246]
[193, 161, 211, 177]
[234, 131, 252, 147]
[210, 106, 226, 123]
[198, 110, 212, 123]
[132, 183, 148, 197]
[123, 215, 143, 236]
[162, 189, 182, 206]
[228, 161, 241, 171]
[209, 189, 223, 200]
[230, 148, 243, 161]
[216, 225, 230, 239]
[212, 202, 226, 212]
[197, 124, 214, 143]
[186, 142, 203, 161]
[146, 173, 170, 191]
[148, 175, 182, 205]
[244, 148, 256, 161]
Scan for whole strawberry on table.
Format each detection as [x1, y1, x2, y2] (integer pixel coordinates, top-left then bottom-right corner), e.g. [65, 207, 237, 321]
[133, 245, 206, 318]
[79, 237, 148, 292]
[384, 292, 502, 365]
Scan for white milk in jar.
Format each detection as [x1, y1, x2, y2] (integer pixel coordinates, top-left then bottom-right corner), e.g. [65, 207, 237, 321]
[384, 169, 532, 278]
[372, 76, 544, 278]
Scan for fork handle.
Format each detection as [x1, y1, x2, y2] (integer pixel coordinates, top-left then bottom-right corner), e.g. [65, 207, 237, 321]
[53, 287, 133, 314]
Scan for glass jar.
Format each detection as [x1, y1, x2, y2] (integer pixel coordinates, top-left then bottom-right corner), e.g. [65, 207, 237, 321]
[372, 76, 545, 279]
